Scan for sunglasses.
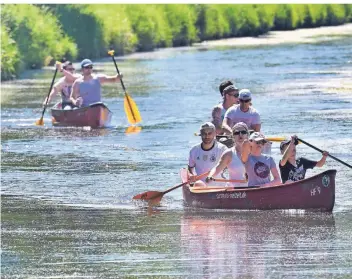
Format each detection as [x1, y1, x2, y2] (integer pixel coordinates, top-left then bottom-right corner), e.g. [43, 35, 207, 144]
[226, 93, 239, 97]
[83, 65, 93, 69]
[240, 99, 251, 103]
[233, 130, 248, 136]
[66, 68, 75, 71]
[249, 139, 266, 145]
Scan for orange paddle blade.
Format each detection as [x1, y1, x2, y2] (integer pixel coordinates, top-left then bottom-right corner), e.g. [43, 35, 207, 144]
[35, 117, 44, 126]
[124, 93, 142, 124]
[133, 190, 163, 201]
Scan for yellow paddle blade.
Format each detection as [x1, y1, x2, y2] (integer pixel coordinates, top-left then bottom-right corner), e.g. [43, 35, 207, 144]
[108, 50, 115, 56]
[124, 93, 142, 124]
[266, 136, 286, 142]
[35, 118, 44, 126]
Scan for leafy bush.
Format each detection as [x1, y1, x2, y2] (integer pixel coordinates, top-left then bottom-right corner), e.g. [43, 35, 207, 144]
[1, 25, 20, 80]
[1, 4, 77, 69]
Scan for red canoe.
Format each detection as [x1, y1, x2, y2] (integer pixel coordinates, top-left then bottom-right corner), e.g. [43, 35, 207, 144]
[180, 168, 336, 212]
[51, 102, 112, 128]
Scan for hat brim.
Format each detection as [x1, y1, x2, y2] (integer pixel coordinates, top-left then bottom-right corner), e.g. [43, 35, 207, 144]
[82, 63, 93, 67]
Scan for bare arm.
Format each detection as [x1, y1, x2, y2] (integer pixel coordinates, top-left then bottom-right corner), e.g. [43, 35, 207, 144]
[43, 80, 62, 106]
[280, 136, 296, 166]
[251, 123, 261, 132]
[222, 117, 233, 135]
[98, 74, 122, 84]
[70, 80, 81, 106]
[316, 151, 329, 167]
[261, 167, 281, 187]
[212, 106, 223, 134]
[241, 140, 251, 164]
[206, 150, 232, 182]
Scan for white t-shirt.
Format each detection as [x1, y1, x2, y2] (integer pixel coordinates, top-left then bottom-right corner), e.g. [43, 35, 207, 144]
[224, 105, 260, 129]
[188, 141, 228, 182]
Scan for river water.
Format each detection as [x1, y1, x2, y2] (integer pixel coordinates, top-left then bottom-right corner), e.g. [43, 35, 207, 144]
[1, 33, 352, 278]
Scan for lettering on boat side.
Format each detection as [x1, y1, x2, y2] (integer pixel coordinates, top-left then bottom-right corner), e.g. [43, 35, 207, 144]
[322, 175, 330, 188]
[311, 186, 321, 196]
[216, 192, 246, 199]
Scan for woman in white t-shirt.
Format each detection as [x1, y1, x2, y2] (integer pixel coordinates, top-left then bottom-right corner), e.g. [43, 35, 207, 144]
[206, 122, 249, 187]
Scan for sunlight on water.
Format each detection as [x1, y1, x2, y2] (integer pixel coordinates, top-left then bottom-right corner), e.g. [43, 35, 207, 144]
[1, 32, 352, 278]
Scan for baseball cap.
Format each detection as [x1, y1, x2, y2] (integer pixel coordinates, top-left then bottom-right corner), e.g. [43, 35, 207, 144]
[200, 122, 216, 132]
[249, 132, 267, 142]
[239, 89, 252, 100]
[80, 59, 93, 68]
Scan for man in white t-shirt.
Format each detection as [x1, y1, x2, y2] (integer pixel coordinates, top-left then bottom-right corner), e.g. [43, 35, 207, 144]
[188, 122, 228, 186]
[222, 89, 261, 134]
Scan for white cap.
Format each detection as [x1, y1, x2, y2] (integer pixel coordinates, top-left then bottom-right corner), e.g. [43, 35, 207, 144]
[239, 89, 252, 100]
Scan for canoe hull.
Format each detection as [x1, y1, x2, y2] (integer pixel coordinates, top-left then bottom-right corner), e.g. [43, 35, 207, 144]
[51, 102, 112, 128]
[181, 169, 336, 212]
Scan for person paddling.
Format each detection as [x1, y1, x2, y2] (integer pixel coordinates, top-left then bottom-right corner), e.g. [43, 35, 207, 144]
[206, 122, 249, 187]
[241, 132, 281, 187]
[222, 89, 261, 134]
[188, 122, 228, 187]
[279, 135, 329, 184]
[212, 84, 239, 135]
[43, 61, 81, 110]
[70, 59, 123, 108]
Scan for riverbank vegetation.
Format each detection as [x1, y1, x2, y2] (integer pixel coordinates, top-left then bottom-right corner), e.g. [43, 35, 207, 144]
[2, 4, 352, 80]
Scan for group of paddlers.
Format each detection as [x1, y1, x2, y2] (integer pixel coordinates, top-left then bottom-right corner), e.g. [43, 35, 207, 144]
[187, 80, 329, 188]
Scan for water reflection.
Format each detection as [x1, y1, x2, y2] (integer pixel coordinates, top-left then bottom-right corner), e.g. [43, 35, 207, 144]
[180, 211, 336, 278]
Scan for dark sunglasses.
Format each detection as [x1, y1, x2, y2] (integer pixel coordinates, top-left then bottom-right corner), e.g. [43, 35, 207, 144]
[240, 99, 251, 103]
[83, 65, 93, 69]
[66, 68, 75, 71]
[255, 140, 266, 145]
[226, 93, 239, 97]
[233, 130, 248, 136]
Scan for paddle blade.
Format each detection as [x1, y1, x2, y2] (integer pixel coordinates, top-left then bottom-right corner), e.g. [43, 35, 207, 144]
[133, 190, 163, 201]
[124, 93, 142, 124]
[35, 117, 44, 126]
[266, 136, 286, 142]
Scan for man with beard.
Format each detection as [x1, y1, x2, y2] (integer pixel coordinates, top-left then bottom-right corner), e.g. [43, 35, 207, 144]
[188, 122, 228, 187]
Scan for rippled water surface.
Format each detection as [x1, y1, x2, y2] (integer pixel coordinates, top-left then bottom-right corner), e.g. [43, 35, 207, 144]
[1, 36, 352, 278]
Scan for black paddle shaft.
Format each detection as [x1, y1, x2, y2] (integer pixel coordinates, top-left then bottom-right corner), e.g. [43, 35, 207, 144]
[110, 55, 127, 93]
[41, 68, 58, 118]
[297, 137, 352, 169]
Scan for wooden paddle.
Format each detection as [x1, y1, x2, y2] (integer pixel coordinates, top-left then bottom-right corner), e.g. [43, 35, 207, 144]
[35, 63, 60, 126]
[108, 50, 142, 125]
[133, 171, 209, 204]
[297, 137, 352, 169]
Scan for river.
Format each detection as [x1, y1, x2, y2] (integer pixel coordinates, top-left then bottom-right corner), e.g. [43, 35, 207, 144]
[1, 31, 352, 278]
